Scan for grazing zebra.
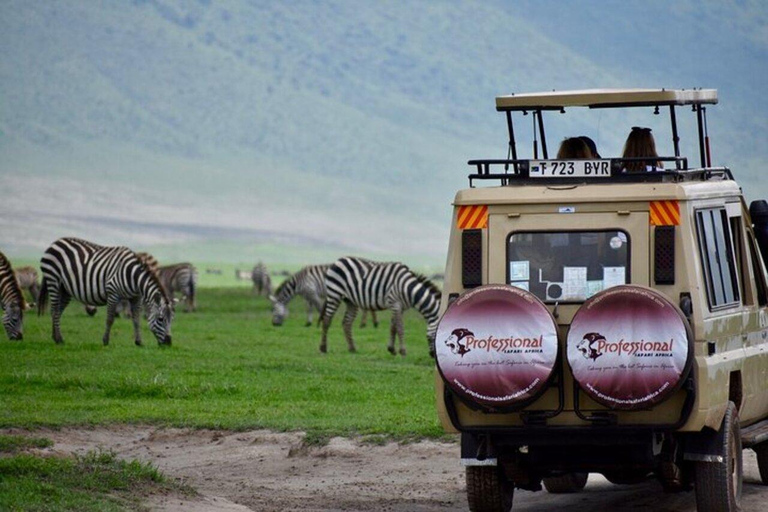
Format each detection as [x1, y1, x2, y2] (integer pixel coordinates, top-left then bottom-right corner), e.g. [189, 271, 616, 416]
[270, 264, 379, 328]
[321, 257, 441, 357]
[0, 252, 26, 340]
[157, 263, 198, 312]
[15, 266, 40, 305]
[252, 262, 272, 296]
[38, 238, 174, 346]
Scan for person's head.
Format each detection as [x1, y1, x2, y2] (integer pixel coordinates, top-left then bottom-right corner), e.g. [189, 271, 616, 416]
[578, 136, 600, 158]
[622, 126, 661, 172]
[557, 137, 593, 159]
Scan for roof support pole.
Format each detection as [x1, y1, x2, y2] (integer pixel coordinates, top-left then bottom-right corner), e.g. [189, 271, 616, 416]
[696, 105, 706, 168]
[505, 110, 517, 161]
[669, 105, 681, 168]
[536, 109, 548, 159]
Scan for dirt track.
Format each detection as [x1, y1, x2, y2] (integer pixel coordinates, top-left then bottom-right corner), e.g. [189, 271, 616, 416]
[13, 426, 768, 511]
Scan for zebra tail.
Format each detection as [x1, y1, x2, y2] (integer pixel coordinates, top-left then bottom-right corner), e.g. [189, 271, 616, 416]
[37, 279, 48, 316]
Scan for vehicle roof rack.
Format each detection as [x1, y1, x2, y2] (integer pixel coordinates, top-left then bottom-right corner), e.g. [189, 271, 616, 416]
[495, 88, 718, 111]
[466, 159, 733, 187]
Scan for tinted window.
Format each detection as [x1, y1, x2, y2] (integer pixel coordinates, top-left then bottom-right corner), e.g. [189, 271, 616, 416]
[507, 231, 629, 303]
[696, 208, 740, 309]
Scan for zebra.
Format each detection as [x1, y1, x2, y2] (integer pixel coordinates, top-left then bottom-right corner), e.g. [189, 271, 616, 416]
[321, 257, 441, 357]
[270, 264, 379, 328]
[252, 262, 272, 296]
[38, 238, 174, 346]
[157, 263, 198, 312]
[0, 252, 26, 340]
[14, 266, 40, 306]
[84, 251, 159, 317]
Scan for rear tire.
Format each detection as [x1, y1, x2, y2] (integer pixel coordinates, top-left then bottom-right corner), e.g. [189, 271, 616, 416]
[755, 442, 768, 485]
[694, 401, 742, 512]
[542, 472, 588, 493]
[466, 466, 513, 512]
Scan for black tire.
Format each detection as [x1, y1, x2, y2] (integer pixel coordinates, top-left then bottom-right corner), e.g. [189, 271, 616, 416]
[603, 470, 650, 485]
[542, 472, 588, 493]
[466, 466, 514, 512]
[694, 401, 742, 512]
[756, 442, 768, 485]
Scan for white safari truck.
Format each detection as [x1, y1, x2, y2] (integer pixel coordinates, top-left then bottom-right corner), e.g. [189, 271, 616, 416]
[435, 89, 768, 512]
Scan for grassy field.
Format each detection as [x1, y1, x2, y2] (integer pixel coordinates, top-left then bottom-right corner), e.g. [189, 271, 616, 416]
[1, 287, 444, 439]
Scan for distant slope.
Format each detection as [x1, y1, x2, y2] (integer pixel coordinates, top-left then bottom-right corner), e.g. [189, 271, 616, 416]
[0, 1, 765, 259]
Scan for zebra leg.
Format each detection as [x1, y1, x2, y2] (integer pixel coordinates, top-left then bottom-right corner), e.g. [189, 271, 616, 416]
[130, 298, 142, 346]
[372, 310, 379, 328]
[305, 301, 313, 327]
[389, 307, 406, 356]
[359, 310, 367, 328]
[341, 303, 358, 353]
[396, 312, 406, 356]
[102, 298, 119, 346]
[50, 287, 69, 344]
[388, 316, 397, 355]
[320, 297, 340, 353]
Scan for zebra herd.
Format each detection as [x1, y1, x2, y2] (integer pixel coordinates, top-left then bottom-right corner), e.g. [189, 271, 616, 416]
[2, 237, 442, 356]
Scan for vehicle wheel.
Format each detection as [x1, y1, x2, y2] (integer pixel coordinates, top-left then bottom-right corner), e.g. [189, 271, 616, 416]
[466, 465, 514, 512]
[542, 472, 588, 493]
[756, 441, 768, 485]
[694, 401, 742, 512]
[603, 470, 649, 485]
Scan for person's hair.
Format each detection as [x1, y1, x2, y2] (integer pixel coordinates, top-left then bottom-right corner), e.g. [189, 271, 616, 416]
[578, 136, 600, 158]
[557, 137, 593, 159]
[621, 127, 662, 172]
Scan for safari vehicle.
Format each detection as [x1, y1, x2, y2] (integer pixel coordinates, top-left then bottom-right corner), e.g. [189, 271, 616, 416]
[435, 89, 768, 512]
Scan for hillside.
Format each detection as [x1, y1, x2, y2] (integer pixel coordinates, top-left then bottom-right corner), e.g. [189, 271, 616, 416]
[1, 0, 765, 261]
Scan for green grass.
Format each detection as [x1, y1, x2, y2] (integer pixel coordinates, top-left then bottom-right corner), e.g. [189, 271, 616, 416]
[0, 435, 53, 453]
[0, 444, 181, 512]
[1, 287, 444, 439]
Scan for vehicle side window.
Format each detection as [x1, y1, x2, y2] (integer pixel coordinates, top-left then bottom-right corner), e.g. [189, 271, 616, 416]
[696, 207, 740, 309]
[748, 234, 768, 306]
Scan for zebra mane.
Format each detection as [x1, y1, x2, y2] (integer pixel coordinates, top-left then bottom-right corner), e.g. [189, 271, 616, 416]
[274, 273, 295, 298]
[411, 272, 442, 298]
[135, 253, 172, 303]
[0, 252, 26, 309]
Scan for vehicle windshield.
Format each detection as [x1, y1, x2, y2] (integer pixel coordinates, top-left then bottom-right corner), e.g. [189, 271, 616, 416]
[507, 230, 630, 303]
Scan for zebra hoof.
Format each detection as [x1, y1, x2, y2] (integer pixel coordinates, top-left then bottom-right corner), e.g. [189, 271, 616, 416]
[387, 346, 396, 355]
[304, 322, 312, 327]
[102, 338, 110, 346]
[135, 340, 142, 347]
[399, 348, 407, 357]
[348, 347, 357, 353]
[54, 338, 64, 345]
[320, 345, 327, 353]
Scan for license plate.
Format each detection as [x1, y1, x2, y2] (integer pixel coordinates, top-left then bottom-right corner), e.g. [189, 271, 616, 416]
[529, 160, 611, 178]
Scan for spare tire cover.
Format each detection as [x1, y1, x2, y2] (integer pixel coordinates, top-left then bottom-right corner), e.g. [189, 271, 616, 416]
[436, 284, 559, 408]
[567, 285, 692, 410]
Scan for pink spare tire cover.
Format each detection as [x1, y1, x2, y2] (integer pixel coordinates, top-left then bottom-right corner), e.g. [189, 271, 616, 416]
[567, 285, 692, 411]
[436, 284, 559, 408]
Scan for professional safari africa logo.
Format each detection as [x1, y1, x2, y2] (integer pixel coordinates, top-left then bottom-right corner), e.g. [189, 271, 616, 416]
[567, 286, 691, 410]
[436, 285, 558, 408]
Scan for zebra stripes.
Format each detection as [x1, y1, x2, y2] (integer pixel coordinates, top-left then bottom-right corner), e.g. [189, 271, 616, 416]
[271, 264, 379, 328]
[321, 257, 441, 356]
[39, 238, 174, 346]
[0, 252, 25, 340]
[270, 264, 329, 326]
[252, 262, 272, 296]
[157, 263, 198, 312]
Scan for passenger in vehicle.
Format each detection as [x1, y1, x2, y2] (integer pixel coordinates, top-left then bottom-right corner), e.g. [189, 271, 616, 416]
[557, 137, 594, 159]
[578, 136, 600, 158]
[621, 126, 664, 172]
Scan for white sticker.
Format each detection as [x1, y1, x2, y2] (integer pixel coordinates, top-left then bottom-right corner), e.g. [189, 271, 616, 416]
[603, 267, 626, 289]
[564, 267, 588, 300]
[559, 206, 576, 214]
[609, 236, 623, 250]
[617, 232, 628, 243]
[510, 281, 530, 291]
[587, 280, 603, 298]
[509, 261, 530, 281]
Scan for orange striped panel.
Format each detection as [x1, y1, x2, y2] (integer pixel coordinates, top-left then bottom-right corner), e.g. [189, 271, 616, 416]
[457, 205, 488, 229]
[650, 201, 680, 226]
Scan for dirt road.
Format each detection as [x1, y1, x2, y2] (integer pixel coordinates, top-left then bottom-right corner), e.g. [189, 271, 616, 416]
[18, 426, 768, 511]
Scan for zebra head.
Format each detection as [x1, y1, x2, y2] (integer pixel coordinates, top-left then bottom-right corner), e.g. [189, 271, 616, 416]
[269, 295, 288, 326]
[2, 303, 23, 340]
[146, 294, 174, 345]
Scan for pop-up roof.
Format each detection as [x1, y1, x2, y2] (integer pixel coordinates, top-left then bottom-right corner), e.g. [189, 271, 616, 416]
[495, 88, 718, 111]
